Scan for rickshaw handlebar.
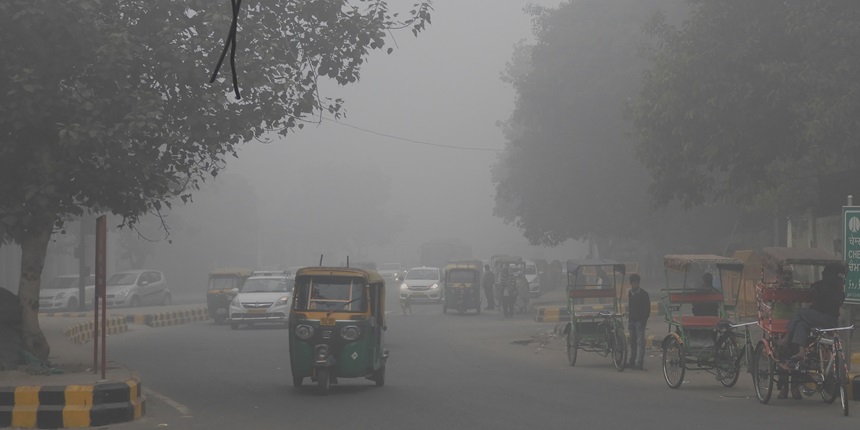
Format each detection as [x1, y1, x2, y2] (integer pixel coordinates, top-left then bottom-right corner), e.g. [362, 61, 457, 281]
[729, 321, 757, 328]
[812, 325, 854, 334]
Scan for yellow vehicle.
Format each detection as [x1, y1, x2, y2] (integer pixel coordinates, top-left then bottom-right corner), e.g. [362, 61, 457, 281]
[207, 267, 253, 324]
[442, 262, 482, 314]
[289, 266, 388, 394]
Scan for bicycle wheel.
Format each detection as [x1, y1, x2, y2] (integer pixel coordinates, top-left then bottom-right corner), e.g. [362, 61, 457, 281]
[752, 341, 774, 404]
[821, 344, 838, 404]
[611, 322, 627, 372]
[566, 324, 579, 366]
[715, 335, 742, 387]
[662, 337, 685, 389]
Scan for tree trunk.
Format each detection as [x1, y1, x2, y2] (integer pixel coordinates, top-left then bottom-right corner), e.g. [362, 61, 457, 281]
[18, 221, 53, 362]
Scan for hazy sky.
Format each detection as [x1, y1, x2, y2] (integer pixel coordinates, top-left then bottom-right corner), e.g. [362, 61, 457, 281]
[228, 0, 585, 264]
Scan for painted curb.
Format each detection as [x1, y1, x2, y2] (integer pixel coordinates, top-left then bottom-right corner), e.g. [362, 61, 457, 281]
[63, 316, 128, 344]
[125, 307, 208, 328]
[0, 376, 145, 428]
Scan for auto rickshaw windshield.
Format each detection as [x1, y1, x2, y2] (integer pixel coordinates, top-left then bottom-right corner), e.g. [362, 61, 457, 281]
[208, 276, 241, 290]
[447, 269, 478, 283]
[294, 277, 368, 312]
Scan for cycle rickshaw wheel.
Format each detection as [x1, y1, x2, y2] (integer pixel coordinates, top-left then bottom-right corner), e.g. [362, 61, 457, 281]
[611, 323, 627, 372]
[752, 341, 774, 403]
[821, 347, 839, 404]
[662, 337, 685, 388]
[715, 336, 741, 388]
[566, 327, 579, 366]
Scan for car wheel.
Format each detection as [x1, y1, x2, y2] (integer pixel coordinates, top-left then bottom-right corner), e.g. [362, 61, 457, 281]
[65, 298, 79, 312]
[129, 296, 140, 308]
[230, 323, 240, 330]
[161, 293, 171, 306]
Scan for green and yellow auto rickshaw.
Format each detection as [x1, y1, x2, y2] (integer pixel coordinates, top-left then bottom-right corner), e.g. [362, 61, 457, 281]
[207, 267, 253, 324]
[442, 262, 482, 314]
[289, 267, 387, 394]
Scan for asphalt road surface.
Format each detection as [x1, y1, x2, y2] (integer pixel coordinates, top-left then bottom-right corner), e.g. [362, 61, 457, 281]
[108, 294, 859, 429]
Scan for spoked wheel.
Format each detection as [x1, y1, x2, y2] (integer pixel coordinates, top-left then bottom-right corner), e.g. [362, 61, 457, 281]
[610, 324, 627, 372]
[752, 341, 774, 404]
[662, 336, 685, 389]
[821, 346, 839, 404]
[566, 325, 579, 366]
[316, 368, 331, 395]
[715, 336, 742, 387]
[292, 374, 303, 387]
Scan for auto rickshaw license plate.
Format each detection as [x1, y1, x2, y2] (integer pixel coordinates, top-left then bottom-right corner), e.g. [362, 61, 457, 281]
[320, 317, 336, 326]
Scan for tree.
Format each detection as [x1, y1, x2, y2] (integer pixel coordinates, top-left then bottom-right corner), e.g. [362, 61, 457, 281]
[493, 0, 680, 248]
[629, 1, 860, 215]
[0, 0, 431, 360]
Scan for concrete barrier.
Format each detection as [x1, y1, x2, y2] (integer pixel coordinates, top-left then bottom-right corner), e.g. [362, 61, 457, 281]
[0, 376, 144, 428]
[63, 316, 128, 344]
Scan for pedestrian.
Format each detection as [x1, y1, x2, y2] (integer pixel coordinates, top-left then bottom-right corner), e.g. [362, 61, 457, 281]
[482, 265, 496, 310]
[627, 274, 650, 370]
[499, 266, 518, 318]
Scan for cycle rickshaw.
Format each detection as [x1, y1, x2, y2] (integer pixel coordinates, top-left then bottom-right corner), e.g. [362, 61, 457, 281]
[561, 260, 628, 371]
[750, 247, 852, 415]
[660, 255, 753, 389]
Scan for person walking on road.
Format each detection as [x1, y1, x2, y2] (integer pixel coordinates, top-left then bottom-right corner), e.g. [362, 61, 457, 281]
[627, 274, 650, 370]
[482, 265, 496, 310]
[499, 266, 518, 318]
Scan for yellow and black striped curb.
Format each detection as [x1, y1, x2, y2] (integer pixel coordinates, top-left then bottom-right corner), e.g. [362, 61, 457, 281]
[534, 302, 660, 322]
[63, 316, 128, 344]
[0, 376, 145, 428]
[125, 307, 208, 328]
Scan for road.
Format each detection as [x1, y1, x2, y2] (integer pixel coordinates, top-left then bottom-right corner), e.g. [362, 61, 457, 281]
[108, 294, 859, 429]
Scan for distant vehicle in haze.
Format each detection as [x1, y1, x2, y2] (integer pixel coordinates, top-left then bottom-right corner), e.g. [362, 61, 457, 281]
[228, 272, 292, 329]
[525, 260, 541, 297]
[378, 262, 406, 285]
[39, 274, 95, 312]
[106, 270, 170, 308]
[400, 266, 443, 302]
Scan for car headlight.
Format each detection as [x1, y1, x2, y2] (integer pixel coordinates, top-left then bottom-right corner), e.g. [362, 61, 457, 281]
[341, 325, 360, 341]
[400, 283, 408, 290]
[55, 291, 66, 299]
[296, 324, 314, 340]
[430, 283, 439, 289]
[117, 290, 129, 298]
[231, 296, 240, 307]
[277, 295, 290, 305]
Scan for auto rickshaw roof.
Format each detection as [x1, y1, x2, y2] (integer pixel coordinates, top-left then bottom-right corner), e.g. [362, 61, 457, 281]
[294, 266, 384, 284]
[565, 259, 626, 276]
[760, 247, 846, 271]
[663, 255, 744, 272]
[208, 267, 254, 277]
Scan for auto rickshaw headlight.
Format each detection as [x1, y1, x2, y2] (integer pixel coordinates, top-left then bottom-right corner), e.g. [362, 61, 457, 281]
[296, 325, 314, 340]
[341, 325, 360, 341]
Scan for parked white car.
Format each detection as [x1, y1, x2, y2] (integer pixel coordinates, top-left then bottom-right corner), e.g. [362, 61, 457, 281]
[39, 274, 95, 312]
[105, 270, 171, 307]
[228, 272, 292, 329]
[525, 260, 541, 297]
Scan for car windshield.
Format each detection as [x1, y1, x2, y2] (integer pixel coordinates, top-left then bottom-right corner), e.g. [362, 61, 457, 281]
[45, 276, 90, 290]
[243, 278, 290, 293]
[379, 263, 401, 271]
[406, 269, 439, 280]
[447, 269, 477, 283]
[294, 276, 367, 312]
[107, 273, 138, 286]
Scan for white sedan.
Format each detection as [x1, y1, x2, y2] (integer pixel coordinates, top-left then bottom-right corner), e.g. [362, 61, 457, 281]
[228, 274, 292, 329]
[39, 274, 95, 312]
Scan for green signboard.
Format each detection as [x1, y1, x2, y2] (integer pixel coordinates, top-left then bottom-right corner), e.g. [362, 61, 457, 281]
[844, 207, 860, 304]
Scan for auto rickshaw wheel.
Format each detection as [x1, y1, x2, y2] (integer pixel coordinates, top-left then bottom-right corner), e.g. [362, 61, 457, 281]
[214, 314, 227, 325]
[292, 375, 303, 387]
[230, 323, 239, 330]
[317, 368, 331, 395]
[373, 366, 385, 387]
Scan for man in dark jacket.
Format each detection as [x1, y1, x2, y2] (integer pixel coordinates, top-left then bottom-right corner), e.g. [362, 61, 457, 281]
[627, 274, 650, 370]
[780, 264, 845, 359]
[482, 265, 496, 310]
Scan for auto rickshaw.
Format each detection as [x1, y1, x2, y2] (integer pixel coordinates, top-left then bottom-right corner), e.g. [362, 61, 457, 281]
[442, 262, 482, 314]
[289, 266, 388, 394]
[490, 255, 524, 309]
[207, 267, 253, 324]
